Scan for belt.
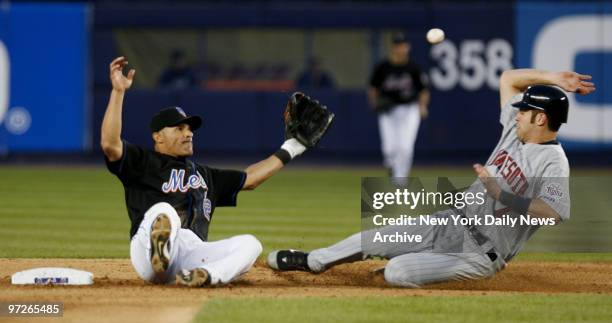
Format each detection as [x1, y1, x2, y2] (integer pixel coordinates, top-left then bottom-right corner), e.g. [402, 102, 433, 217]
[460, 214, 499, 262]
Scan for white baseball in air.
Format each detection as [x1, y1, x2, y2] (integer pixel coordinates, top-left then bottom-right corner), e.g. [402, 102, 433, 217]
[426, 28, 445, 44]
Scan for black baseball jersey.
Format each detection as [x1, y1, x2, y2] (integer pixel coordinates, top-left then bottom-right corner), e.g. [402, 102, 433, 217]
[105, 140, 246, 241]
[369, 60, 426, 108]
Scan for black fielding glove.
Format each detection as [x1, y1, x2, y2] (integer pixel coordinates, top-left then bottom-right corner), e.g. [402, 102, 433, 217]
[283, 92, 335, 148]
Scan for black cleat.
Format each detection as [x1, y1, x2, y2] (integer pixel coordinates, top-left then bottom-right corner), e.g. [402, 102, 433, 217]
[267, 249, 311, 272]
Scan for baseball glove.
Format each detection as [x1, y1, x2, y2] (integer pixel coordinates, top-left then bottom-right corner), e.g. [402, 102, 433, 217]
[283, 92, 335, 148]
[374, 96, 396, 114]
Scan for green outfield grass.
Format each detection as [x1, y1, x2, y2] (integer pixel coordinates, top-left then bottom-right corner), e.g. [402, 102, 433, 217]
[0, 165, 611, 258]
[195, 295, 612, 323]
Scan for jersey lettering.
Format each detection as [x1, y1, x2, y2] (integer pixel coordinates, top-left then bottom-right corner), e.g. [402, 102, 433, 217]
[161, 169, 208, 193]
[489, 149, 528, 195]
[382, 74, 414, 98]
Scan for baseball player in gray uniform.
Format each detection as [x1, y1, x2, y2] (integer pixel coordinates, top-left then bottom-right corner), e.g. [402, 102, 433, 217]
[268, 68, 595, 287]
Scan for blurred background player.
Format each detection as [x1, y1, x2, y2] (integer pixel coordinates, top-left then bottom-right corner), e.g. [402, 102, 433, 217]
[158, 49, 197, 90]
[368, 32, 430, 180]
[296, 56, 335, 90]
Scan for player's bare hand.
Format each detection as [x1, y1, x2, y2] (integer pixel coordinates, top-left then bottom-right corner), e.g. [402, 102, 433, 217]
[473, 163, 501, 199]
[109, 56, 136, 92]
[555, 71, 595, 95]
[419, 106, 429, 119]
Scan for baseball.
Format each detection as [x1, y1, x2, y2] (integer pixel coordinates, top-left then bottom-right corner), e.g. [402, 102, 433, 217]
[426, 28, 445, 44]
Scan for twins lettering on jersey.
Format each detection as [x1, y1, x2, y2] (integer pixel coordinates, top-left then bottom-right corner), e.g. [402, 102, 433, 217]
[489, 149, 528, 195]
[161, 169, 208, 193]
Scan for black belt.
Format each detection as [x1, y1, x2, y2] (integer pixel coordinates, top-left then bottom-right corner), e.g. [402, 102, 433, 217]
[460, 215, 498, 262]
[486, 250, 498, 262]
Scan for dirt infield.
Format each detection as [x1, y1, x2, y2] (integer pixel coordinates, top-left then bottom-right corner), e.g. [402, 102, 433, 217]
[1, 258, 611, 323]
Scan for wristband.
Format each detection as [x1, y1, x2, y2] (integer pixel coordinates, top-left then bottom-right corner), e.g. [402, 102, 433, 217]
[499, 190, 532, 214]
[274, 139, 307, 165]
[273, 149, 292, 165]
[280, 138, 307, 159]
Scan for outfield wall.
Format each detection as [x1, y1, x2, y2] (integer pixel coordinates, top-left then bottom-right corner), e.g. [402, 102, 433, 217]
[0, 2, 610, 162]
[0, 3, 90, 153]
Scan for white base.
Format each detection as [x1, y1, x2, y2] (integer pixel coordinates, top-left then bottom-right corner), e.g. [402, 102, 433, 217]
[12, 267, 94, 285]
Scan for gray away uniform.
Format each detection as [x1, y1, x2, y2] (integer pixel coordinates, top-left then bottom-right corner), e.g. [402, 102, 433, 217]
[307, 94, 571, 287]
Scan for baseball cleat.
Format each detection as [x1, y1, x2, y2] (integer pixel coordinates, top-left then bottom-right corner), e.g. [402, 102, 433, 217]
[150, 213, 171, 275]
[176, 268, 211, 287]
[267, 249, 311, 271]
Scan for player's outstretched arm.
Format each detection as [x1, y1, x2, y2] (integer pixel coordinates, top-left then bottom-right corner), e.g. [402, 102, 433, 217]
[101, 57, 136, 162]
[242, 92, 334, 190]
[242, 155, 286, 190]
[499, 69, 595, 108]
[242, 138, 306, 190]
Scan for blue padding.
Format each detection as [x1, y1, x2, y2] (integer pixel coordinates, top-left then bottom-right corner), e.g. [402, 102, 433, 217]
[3, 3, 89, 151]
[344, 92, 380, 153]
[178, 91, 261, 152]
[92, 31, 118, 88]
[94, 4, 428, 28]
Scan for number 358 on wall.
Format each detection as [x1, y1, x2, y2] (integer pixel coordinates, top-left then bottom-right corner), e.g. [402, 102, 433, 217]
[429, 39, 513, 91]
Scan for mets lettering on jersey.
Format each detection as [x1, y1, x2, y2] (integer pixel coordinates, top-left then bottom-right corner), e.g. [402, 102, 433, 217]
[488, 149, 528, 195]
[161, 169, 208, 193]
[382, 75, 415, 98]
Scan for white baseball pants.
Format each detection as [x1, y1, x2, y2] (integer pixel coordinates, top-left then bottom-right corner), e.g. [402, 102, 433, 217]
[130, 202, 262, 285]
[378, 103, 421, 178]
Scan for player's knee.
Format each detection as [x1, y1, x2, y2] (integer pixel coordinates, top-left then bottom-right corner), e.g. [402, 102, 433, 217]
[151, 201, 173, 211]
[250, 235, 263, 256]
[148, 202, 179, 219]
[146, 202, 182, 231]
[238, 234, 263, 258]
[384, 258, 421, 288]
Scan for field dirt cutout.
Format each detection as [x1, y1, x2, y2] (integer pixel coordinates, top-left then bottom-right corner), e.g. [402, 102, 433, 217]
[1, 258, 611, 323]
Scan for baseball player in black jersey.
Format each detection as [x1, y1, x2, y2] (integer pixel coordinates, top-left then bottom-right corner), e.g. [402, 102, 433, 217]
[368, 32, 430, 181]
[101, 57, 332, 287]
